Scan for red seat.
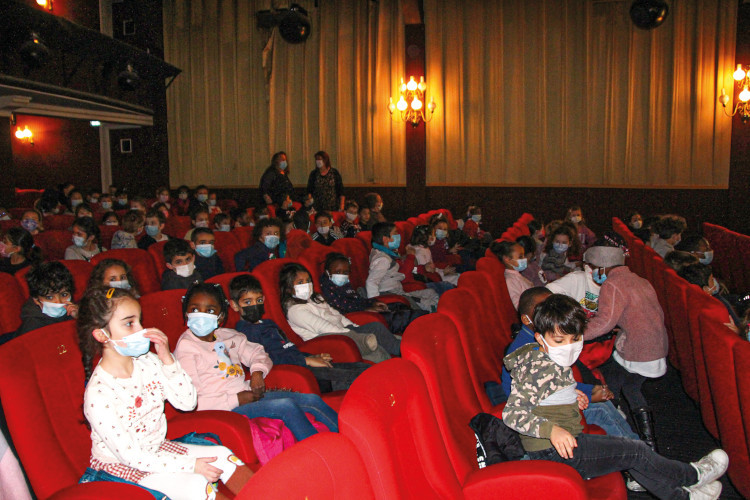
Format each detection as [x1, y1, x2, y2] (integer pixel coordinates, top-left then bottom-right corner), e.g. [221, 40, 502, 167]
[57, 260, 94, 302]
[98, 225, 119, 250]
[205, 271, 251, 328]
[91, 249, 161, 295]
[43, 215, 75, 231]
[394, 220, 415, 254]
[213, 230, 242, 273]
[0, 272, 25, 335]
[296, 243, 337, 293]
[237, 432, 374, 499]
[355, 231, 372, 249]
[285, 229, 313, 259]
[475, 257, 517, 331]
[139, 288, 189, 349]
[218, 199, 238, 213]
[232, 226, 255, 248]
[663, 272, 698, 400]
[339, 358, 613, 500]
[330, 237, 370, 289]
[147, 239, 169, 275]
[14, 188, 43, 207]
[0, 219, 20, 231]
[34, 230, 72, 261]
[0, 320, 258, 500]
[163, 216, 191, 239]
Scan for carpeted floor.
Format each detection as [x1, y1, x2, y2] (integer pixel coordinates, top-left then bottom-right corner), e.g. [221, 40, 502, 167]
[624, 365, 740, 499]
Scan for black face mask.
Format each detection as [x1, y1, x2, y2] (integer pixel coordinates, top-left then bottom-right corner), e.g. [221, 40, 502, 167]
[241, 304, 265, 323]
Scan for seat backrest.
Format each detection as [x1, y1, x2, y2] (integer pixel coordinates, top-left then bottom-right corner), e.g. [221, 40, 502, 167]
[628, 239, 646, 278]
[394, 220, 415, 255]
[34, 230, 72, 261]
[91, 249, 161, 295]
[147, 239, 169, 275]
[98, 224, 119, 250]
[58, 259, 94, 302]
[0, 219, 20, 231]
[43, 215, 75, 231]
[238, 433, 374, 500]
[206, 272, 252, 328]
[163, 216, 192, 239]
[139, 289, 189, 348]
[663, 272, 698, 400]
[475, 257, 517, 328]
[285, 229, 313, 260]
[355, 231, 372, 249]
[457, 270, 515, 350]
[330, 237, 370, 290]
[0, 272, 25, 335]
[231, 226, 255, 249]
[250, 258, 302, 343]
[0, 321, 91, 499]
[339, 358, 465, 499]
[296, 243, 337, 293]
[212, 231, 242, 273]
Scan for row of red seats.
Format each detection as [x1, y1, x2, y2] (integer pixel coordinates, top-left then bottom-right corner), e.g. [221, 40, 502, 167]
[703, 222, 750, 293]
[613, 217, 750, 497]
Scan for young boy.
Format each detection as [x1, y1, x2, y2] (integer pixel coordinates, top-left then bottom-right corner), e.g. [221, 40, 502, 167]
[366, 222, 438, 312]
[214, 213, 232, 232]
[191, 227, 224, 280]
[234, 218, 285, 272]
[339, 201, 361, 238]
[229, 275, 369, 392]
[161, 238, 202, 290]
[2, 262, 78, 343]
[502, 294, 728, 500]
[184, 206, 210, 241]
[138, 209, 169, 250]
[311, 212, 341, 246]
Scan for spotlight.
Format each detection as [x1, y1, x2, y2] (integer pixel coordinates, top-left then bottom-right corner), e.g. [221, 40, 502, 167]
[19, 32, 50, 68]
[257, 3, 311, 44]
[630, 0, 669, 30]
[117, 63, 140, 91]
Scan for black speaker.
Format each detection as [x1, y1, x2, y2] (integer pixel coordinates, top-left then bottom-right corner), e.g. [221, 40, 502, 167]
[630, 0, 669, 30]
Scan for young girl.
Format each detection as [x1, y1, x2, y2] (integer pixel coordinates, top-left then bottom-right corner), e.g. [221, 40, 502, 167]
[78, 286, 253, 500]
[515, 236, 547, 286]
[462, 206, 486, 240]
[428, 213, 464, 271]
[65, 217, 104, 261]
[491, 240, 532, 310]
[0, 227, 42, 275]
[111, 211, 144, 249]
[88, 258, 141, 296]
[565, 205, 596, 251]
[542, 224, 581, 281]
[173, 283, 339, 441]
[102, 211, 120, 227]
[153, 186, 171, 209]
[281, 263, 395, 362]
[20, 209, 43, 235]
[233, 218, 287, 272]
[408, 225, 458, 290]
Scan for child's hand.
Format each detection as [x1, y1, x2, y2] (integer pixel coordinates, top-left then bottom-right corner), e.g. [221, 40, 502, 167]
[369, 301, 389, 312]
[263, 194, 273, 205]
[405, 246, 416, 255]
[425, 262, 436, 273]
[143, 328, 174, 365]
[443, 266, 456, 275]
[305, 354, 333, 368]
[591, 385, 614, 403]
[194, 457, 222, 483]
[237, 390, 262, 405]
[65, 303, 79, 318]
[550, 425, 577, 459]
[250, 371, 265, 399]
[449, 244, 461, 254]
[575, 389, 589, 410]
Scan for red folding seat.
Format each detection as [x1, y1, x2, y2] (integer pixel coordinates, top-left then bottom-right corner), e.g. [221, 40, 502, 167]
[641, 245, 659, 284]
[213, 230, 242, 273]
[34, 230, 72, 261]
[663, 272, 698, 400]
[232, 226, 255, 248]
[13, 265, 31, 298]
[425, 209, 458, 229]
[139, 288, 190, 348]
[394, 220, 415, 254]
[339, 358, 614, 500]
[14, 188, 43, 208]
[702, 223, 731, 285]
[162, 215, 191, 239]
[218, 199, 238, 212]
[0, 320, 258, 500]
[628, 239, 646, 279]
[58, 260, 94, 302]
[407, 216, 422, 227]
[98, 224, 119, 250]
[733, 341, 750, 496]
[475, 257, 517, 331]
[43, 214, 75, 231]
[730, 233, 750, 292]
[330, 237, 370, 288]
[701, 316, 750, 498]
[147, 239, 168, 274]
[237, 433, 374, 499]
[206, 271, 251, 328]
[355, 230, 372, 249]
[285, 229, 313, 259]
[0, 219, 20, 231]
[329, 210, 347, 226]
[661, 267, 680, 369]
[457, 271, 515, 349]
[519, 213, 535, 225]
[296, 243, 337, 293]
[91, 249, 161, 295]
[9, 207, 31, 219]
[0, 272, 25, 336]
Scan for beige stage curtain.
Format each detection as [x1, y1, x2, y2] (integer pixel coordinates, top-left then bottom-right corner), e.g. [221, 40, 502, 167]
[424, 0, 737, 188]
[164, 0, 405, 188]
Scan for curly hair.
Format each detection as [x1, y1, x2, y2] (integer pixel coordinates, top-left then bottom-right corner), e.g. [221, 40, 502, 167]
[543, 223, 581, 256]
[73, 216, 102, 250]
[182, 282, 228, 326]
[27, 261, 74, 298]
[410, 225, 432, 247]
[87, 258, 140, 296]
[252, 217, 284, 242]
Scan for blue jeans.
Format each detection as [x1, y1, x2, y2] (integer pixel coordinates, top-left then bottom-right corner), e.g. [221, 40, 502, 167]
[232, 391, 338, 441]
[527, 434, 697, 500]
[426, 281, 455, 296]
[583, 401, 639, 440]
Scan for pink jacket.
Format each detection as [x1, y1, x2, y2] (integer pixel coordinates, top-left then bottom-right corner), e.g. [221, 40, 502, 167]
[583, 267, 668, 362]
[505, 269, 533, 310]
[174, 327, 272, 411]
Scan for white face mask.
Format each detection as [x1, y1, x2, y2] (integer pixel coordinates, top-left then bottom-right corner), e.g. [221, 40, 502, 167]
[294, 282, 313, 300]
[316, 159, 325, 169]
[570, 216, 582, 224]
[540, 336, 584, 367]
[631, 220, 642, 230]
[318, 226, 330, 235]
[174, 261, 195, 277]
[345, 212, 357, 222]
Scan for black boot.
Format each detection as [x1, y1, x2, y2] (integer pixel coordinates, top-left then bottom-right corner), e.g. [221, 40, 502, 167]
[632, 406, 657, 452]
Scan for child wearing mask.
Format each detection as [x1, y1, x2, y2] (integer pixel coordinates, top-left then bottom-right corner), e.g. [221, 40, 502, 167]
[675, 235, 714, 265]
[88, 258, 140, 296]
[234, 218, 286, 272]
[153, 186, 171, 209]
[111, 211, 144, 249]
[408, 225, 459, 289]
[565, 206, 596, 251]
[428, 214, 464, 271]
[184, 207, 210, 241]
[65, 217, 104, 261]
[515, 236, 547, 286]
[0, 227, 42, 275]
[207, 192, 221, 216]
[191, 228, 224, 280]
[20, 209, 43, 235]
[339, 201, 361, 238]
[311, 212, 342, 246]
[462, 206, 486, 240]
[161, 239, 202, 290]
[542, 224, 581, 281]
[138, 209, 169, 250]
[213, 213, 232, 232]
[679, 263, 743, 335]
[490, 240, 532, 310]
[648, 215, 687, 258]
[173, 185, 191, 216]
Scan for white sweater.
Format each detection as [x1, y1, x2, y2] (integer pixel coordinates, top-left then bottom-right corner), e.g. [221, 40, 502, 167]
[84, 353, 197, 473]
[366, 248, 405, 298]
[286, 300, 358, 341]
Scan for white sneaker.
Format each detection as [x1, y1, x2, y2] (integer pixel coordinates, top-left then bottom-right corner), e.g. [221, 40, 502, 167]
[625, 476, 647, 492]
[690, 449, 729, 488]
[688, 481, 722, 500]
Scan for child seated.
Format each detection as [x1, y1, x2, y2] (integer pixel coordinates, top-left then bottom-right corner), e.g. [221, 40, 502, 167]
[541, 224, 580, 281]
[503, 293, 728, 500]
[207, 192, 222, 215]
[281, 262, 396, 362]
[153, 186, 171, 209]
[366, 222, 439, 312]
[229, 275, 370, 392]
[277, 192, 297, 220]
[230, 207, 254, 229]
[292, 210, 311, 234]
[20, 209, 43, 235]
[0, 227, 42, 275]
[462, 205, 487, 240]
[173, 283, 339, 441]
[213, 213, 232, 232]
[129, 196, 148, 214]
[78, 286, 253, 499]
[358, 206, 373, 231]
[234, 218, 286, 272]
[664, 251, 699, 273]
[101, 211, 120, 227]
[675, 235, 714, 265]
[301, 193, 316, 217]
[565, 205, 596, 251]
[311, 212, 342, 246]
[679, 263, 743, 335]
[138, 209, 169, 250]
[74, 203, 94, 219]
[98, 195, 113, 212]
[528, 219, 546, 256]
[161, 239, 202, 290]
[428, 214, 464, 271]
[65, 217, 104, 261]
[339, 201, 361, 238]
[111, 211, 144, 249]
[184, 206, 210, 241]
[490, 240, 532, 310]
[408, 225, 458, 291]
[2, 262, 78, 343]
[320, 253, 427, 334]
[191, 228, 224, 280]
[88, 258, 140, 296]
[173, 185, 191, 216]
[514, 235, 547, 286]
[649, 215, 687, 258]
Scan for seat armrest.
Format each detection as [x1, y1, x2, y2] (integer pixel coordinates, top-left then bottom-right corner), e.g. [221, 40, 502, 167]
[299, 335, 363, 362]
[264, 365, 321, 395]
[462, 460, 588, 500]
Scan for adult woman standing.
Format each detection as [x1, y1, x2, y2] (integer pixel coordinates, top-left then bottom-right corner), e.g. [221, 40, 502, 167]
[306, 151, 345, 212]
[259, 151, 295, 207]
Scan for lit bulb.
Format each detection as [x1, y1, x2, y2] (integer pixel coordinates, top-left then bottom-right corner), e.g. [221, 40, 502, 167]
[396, 97, 408, 111]
[36, 0, 46, 6]
[406, 77, 418, 92]
[15, 127, 24, 139]
[734, 64, 746, 82]
[740, 85, 750, 103]
[25, 127, 33, 139]
[719, 88, 730, 107]
[388, 97, 396, 114]
[411, 98, 422, 110]
[417, 76, 427, 92]
[427, 96, 436, 112]
[400, 78, 406, 93]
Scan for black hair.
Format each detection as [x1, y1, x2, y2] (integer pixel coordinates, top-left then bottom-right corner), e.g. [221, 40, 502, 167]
[4, 227, 42, 266]
[178, 185, 190, 193]
[73, 216, 101, 250]
[271, 151, 287, 168]
[101, 211, 120, 225]
[195, 184, 208, 192]
[229, 274, 264, 303]
[27, 261, 75, 298]
[292, 210, 311, 231]
[490, 240, 518, 260]
[371, 222, 396, 246]
[533, 294, 588, 337]
[121, 210, 144, 234]
[410, 225, 432, 247]
[624, 211, 641, 224]
[518, 286, 553, 319]
[214, 213, 230, 226]
[664, 251, 699, 273]
[77, 286, 136, 382]
[145, 209, 167, 225]
[189, 205, 209, 221]
[280, 262, 325, 314]
[253, 217, 285, 242]
[344, 200, 359, 211]
[674, 234, 707, 253]
[363, 192, 381, 210]
[163, 238, 194, 264]
[653, 216, 687, 240]
[428, 213, 448, 229]
[314, 150, 331, 168]
[324, 252, 350, 273]
[191, 227, 214, 242]
[87, 258, 140, 296]
[543, 223, 581, 256]
[315, 211, 333, 223]
[527, 219, 543, 234]
[678, 263, 713, 288]
[74, 203, 93, 218]
[156, 186, 170, 196]
[515, 235, 537, 259]
[182, 282, 228, 325]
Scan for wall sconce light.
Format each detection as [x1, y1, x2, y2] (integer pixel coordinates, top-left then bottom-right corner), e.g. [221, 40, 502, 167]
[389, 76, 437, 127]
[15, 126, 34, 146]
[719, 64, 750, 123]
[36, 0, 53, 11]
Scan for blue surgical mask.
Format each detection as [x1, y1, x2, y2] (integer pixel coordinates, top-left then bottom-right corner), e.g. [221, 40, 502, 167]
[195, 244, 216, 258]
[264, 235, 280, 249]
[471, 215, 482, 223]
[388, 234, 401, 250]
[553, 242, 569, 253]
[219, 224, 231, 232]
[197, 194, 208, 203]
[593, 269, 607, 285]
[105, 328, 150, 358]
[435, 229, 448, 240]
[513, 258, 528, 272]
[72, 235, 86, 247]
[279, 161, 288, 170]
[100, 202, 112, 210]
[146, 224, 160, 237]
[21, 219, 38, 232]
[699, 250, 714, 265]
[70, 199, 82, 208]
[329, 273, 350, 287]
[110, 280, 131, 290]
[41, 301, 68, 318]
[187, 312, 219, 337]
